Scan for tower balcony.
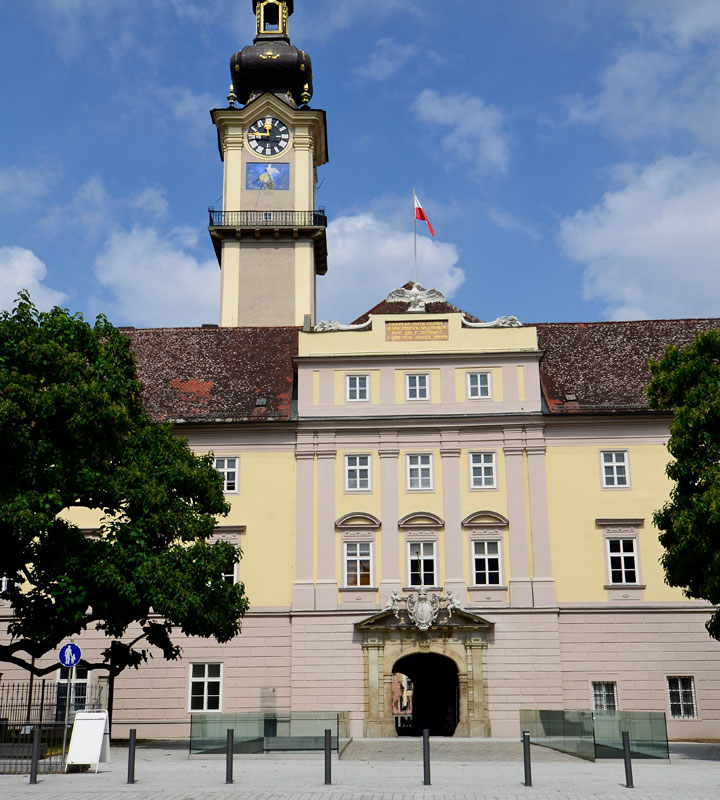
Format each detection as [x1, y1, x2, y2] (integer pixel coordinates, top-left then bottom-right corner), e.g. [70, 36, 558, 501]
[208, 208, 328, 275]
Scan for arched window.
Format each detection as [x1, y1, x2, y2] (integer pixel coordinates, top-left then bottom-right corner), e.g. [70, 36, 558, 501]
[261, 1, 282, 32]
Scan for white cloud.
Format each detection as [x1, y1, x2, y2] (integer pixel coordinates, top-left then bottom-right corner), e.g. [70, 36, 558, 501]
[412, 90, 509, 178]
[567, 1, 720, 147]
[0, 166, 61, 210]
[559, 156, 720, 320]
[354, 38, 418, 81]
[93, 227, 219, 327]
[165, 86, 217, 147]
[0, 247, 67, 312]
[130, 187, 169, 218]
[487, 208, 539, 241]
[43, 177, 113, 236]
[318, 211, 465, 323]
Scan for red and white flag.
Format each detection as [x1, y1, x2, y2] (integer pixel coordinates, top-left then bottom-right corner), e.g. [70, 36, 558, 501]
[414, 194, 435, 237]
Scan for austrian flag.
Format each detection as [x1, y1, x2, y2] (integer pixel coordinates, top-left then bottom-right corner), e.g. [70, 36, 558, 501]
[414, 194, 435, 237]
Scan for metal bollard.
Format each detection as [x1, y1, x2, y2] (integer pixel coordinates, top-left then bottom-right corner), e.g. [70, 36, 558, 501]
[226, 728, 234, 785]
[127, 728, 137, 784]
[324, 728, 332, 785]
[29, 726, 41, 785]
[622, 730, 634, 789]
[422, 729, 431, 786]
[522, 730, 532, 787]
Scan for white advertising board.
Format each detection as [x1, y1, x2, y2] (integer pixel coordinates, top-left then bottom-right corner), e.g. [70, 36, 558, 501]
[65, 710, 110, 772]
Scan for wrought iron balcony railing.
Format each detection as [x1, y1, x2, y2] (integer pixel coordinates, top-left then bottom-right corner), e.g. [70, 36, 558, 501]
[208, 209, 327, 228]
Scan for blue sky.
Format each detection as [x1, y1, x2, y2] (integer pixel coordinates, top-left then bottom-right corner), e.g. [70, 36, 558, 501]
[2, 0, 720, 327]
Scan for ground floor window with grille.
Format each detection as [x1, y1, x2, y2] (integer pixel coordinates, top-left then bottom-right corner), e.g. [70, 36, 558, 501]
[345, 541, 372, 586]
[409, 541, 436, 586]
[592, 681, 618, 712]
[667, 676, 697, 718]
[56, 666, 89, 720]
[189, 663, 222, 711]
[472, 540, 502, 585]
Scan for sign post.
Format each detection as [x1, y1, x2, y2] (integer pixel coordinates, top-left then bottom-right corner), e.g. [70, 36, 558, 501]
[58, 643, 82, 768]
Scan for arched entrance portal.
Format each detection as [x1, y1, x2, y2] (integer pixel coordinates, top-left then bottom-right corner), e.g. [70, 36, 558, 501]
[393, 653, 459, 736]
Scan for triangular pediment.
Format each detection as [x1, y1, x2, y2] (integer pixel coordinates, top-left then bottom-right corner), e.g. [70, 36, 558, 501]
[355, 605, 493, 632]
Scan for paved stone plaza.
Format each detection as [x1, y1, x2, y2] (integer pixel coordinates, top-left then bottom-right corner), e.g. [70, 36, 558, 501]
[1, 741, 719, 800]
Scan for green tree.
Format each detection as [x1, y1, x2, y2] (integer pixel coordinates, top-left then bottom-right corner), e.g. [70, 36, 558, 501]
[0, 293, 249, 679]
[648, 329, 720, 639]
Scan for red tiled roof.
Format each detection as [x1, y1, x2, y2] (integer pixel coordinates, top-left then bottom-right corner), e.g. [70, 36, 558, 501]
[536, 319, 720, 414]
[127, 327, 298, 423]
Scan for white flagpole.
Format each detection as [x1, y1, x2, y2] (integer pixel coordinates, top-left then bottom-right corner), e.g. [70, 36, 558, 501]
[413, 188, 418, 284]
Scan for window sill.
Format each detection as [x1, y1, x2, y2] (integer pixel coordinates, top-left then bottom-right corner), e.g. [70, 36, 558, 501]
[403, 586, 442, 592]
[469, 585, 507, 592]
[604, 584, 645, 590]
[339, 587, 377, 592]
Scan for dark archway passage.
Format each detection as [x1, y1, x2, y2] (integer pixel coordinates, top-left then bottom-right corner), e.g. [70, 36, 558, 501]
[392, 653, 459, 737]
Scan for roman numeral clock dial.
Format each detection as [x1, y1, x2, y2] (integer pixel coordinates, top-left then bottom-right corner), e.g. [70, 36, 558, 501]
[246, 116, 290, 156]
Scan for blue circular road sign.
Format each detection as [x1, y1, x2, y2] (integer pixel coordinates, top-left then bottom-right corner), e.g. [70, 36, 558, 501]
[58, 642, 82, 667]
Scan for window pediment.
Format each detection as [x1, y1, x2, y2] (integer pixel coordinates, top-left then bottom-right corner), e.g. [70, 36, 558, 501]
[462, 511, 509, 528]
[398, 512, 444, 529]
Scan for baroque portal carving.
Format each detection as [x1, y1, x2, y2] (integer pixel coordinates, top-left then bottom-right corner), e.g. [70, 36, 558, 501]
[356, 596, 493, 738]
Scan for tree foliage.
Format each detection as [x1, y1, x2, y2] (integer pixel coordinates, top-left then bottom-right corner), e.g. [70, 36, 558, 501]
[648, 329, 720, 640]
[0, 294, 249, 676]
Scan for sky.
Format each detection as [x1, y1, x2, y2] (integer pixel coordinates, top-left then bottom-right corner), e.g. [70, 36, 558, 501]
[1, 0, 720, 327]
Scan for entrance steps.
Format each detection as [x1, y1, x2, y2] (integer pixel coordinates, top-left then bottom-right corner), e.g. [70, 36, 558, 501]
[340, 738, 578, 762]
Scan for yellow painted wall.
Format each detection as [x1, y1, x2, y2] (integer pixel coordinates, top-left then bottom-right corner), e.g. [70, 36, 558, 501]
[332, 370, 381, 405]
[227, 451, 295, 607]
[546, 443, 682, 603]
[299, 314, 538, 357]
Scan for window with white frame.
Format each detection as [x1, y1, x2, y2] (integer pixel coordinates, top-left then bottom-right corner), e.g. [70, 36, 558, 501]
[214, 457, 238, 493]
[406, 373, 429, 400]
[592, 681, 618, 712]
[56, 666, 88, 720]
[407, 453, 433, 490]
[345, 541, 372, 587]
[221, 545, 238, 585]
[345, 455, 371, 491]
[346, 374, 369, 401]
[601, 450, 629, 487]
[667, 676, 697, 718]
[189, 663, 222, 711]
[470, 452, 496, 488]
[607, 538, 638, 584]
[408, 541, 436, 586]
[472, 540, 502, 585]
[467, 371, 491, 399]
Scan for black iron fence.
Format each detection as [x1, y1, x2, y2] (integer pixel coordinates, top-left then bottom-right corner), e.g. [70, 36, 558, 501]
[0, 680, 102, 773]
[208, 209, 327, 228]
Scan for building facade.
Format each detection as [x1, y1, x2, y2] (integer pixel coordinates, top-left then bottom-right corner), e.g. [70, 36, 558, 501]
[2, 0, 719, 741]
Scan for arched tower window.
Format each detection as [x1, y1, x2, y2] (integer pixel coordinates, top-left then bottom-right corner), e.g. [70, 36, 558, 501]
[259, 1, 285, 34]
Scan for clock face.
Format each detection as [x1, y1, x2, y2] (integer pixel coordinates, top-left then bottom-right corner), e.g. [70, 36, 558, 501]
[246, 116, 291, 157]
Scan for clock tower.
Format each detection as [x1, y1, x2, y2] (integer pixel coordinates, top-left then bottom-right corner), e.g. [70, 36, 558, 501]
[210, 0, 328, 328]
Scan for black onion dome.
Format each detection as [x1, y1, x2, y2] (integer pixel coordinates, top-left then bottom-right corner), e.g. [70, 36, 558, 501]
[230, 42, 313, 107]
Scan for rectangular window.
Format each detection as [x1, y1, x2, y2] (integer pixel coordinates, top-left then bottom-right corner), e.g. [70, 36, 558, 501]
[56, 666, 88, 720]
[406, 373, 429, 400]
[345, 541, 372, 587]
[345, 455, 371, 491]
[221, 546, 238, 585]
[470, 452, 496, 488]
[407, 453, 433, 490]
[592, 681, 618, 712]
[214, 457, 238, 493]
[602, 450, 629, 487]
[473, 540, 502, 585]
[667, 676, 697, 719]
[189, 663, 222, 711]
[467, 371, 491, 399]
[346, 374, 369, 401]
[408, 542, 436, 586]
[607, 538, 638, 584]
